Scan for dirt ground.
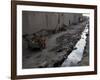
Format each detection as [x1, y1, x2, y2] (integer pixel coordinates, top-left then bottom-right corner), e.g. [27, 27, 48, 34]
[22, 21, 89, 69]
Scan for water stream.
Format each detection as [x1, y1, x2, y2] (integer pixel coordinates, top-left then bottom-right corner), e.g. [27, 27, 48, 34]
[61, 24, 89, 67]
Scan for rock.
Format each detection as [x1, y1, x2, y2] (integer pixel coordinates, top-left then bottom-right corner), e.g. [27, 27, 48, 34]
[38, 61, 48, 68]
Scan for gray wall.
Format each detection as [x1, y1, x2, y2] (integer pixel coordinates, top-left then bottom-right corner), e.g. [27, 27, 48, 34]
[22, 11, 82, 34]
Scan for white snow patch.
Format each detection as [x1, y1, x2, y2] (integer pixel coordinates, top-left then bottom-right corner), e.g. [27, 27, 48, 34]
[61, 24, 89, 67]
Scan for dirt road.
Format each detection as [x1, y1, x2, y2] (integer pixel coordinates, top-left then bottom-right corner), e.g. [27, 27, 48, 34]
[22, 21, 88, 68]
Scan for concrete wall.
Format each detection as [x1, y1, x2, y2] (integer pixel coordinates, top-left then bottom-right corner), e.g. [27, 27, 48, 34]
[45, 13, 59, 30]
[63, 13, 74, 25]
[22, 11, 82, 34]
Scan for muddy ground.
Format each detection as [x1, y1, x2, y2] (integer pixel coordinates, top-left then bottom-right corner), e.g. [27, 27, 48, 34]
[22, 21, 89, 69]
[79, 31, 89, 66]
